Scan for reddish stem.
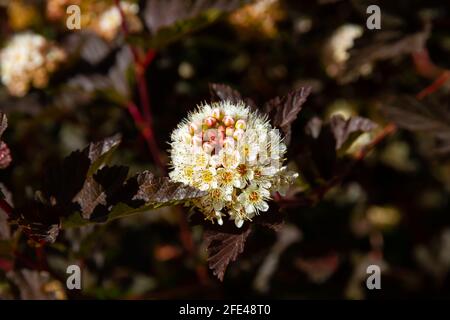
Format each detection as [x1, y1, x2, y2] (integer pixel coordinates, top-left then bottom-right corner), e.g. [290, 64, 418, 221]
[416, 71, 450, 100]
[354, 123, 397, 161]
[412, 49, 442, 79]
[142, 50, 157, 70]
[115, 0, 165, 173]
[412, 49, 450, 99]
[126, 102, 164, 170]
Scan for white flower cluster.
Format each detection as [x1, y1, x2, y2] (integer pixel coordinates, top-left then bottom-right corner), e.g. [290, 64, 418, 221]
[169, 101, 298, 228]
[0, 32, 66, 97]
[94, 1, 142, 41]
[322, 24, 372, 79]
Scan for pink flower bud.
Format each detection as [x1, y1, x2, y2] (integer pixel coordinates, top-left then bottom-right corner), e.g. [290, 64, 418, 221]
[204, 128, 218, 142]
[204, 116, 217, 127]
[223, 116, 235, 127]
[235, 119, 246, 130]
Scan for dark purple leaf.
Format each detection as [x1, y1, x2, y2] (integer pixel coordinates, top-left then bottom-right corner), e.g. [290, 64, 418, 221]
[133, 170, 207, 204]
[330, 115, 377, 150]
[204, 227, 251, 281]
[209, 83, 257, 110]
[340, 27, 430, 83]
[73, 177, 107, 219]
[265, 87, 312, 145]
[144, 0, 248, 34]
[383, 95, 450, 155]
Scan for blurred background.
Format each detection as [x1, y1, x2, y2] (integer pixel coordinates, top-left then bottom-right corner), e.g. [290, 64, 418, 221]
[0, 0, 450, 299]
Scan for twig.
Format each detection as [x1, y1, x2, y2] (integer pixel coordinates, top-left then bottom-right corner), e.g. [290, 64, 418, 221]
[115, 0, 165, 173]
[416, 71, 450, 100]
[354, 123, 397, 160]
[412, 49, 450, 99]
[126, 102, 163, 170]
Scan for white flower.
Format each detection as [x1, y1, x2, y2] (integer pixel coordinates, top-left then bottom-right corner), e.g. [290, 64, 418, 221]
[95, 1, 142, 41]
[238, 184, 270, 214]
[169, 101, 298, 227]
[194, 167, 218, 191]
[323, 24, 372, 79]
[217, 167, 242, 193]
[0, 32, 66, 96]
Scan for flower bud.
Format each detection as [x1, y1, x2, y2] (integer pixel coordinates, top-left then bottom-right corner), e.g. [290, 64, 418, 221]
[204, 128, 218, 142]
[204, 116, 217, 127]
[225, 127, 234, 137]
[223, 116, 235, 127]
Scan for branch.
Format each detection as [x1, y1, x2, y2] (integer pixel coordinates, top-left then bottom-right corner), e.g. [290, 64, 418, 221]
[412, 49, 450, 99]
[115, 0, 165, 173]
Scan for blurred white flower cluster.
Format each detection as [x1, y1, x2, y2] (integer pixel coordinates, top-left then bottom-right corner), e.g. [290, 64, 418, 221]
[0, 32, 66, 97]
[169, 101, 298, 228]
[94, 1, 142, 41]
[322, 24, 372, 79]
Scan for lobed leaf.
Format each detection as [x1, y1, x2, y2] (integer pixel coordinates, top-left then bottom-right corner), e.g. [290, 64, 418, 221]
[144, 0, 249, 35]
[340, 27, 430, 83]
[209, 83, 257, 110]
[204, 226, 252, 281]
[330, 115, 377, 150]
[265, 87, 312, 145]
[383, 95, 450, 155]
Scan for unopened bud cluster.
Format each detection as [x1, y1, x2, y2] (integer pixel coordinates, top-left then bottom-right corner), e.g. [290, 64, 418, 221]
[169, 101, 298, 228]
[0, 32, 66, 97]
